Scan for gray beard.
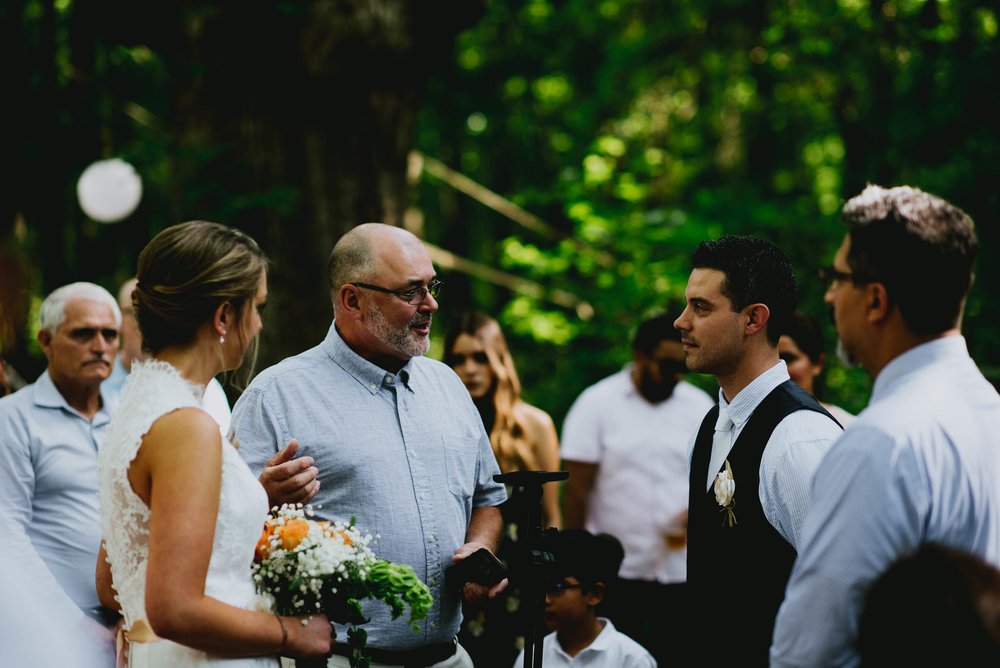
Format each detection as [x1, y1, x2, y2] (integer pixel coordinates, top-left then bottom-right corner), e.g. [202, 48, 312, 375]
[836, 338, 858, 368]
[368, 300, 430, 359]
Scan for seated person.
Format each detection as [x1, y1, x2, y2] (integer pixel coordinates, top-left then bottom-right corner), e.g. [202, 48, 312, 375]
[859, 543, 1000, 667]
[514, 529, 656, 667]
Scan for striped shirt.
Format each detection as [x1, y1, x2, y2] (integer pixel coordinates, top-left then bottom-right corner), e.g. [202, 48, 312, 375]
[690, 360, 843, 547]
[771, 336, 1000, 667]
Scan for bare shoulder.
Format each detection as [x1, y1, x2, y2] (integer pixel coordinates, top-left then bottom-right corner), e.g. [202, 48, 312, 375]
[514, 401, 556, 436]
[143, 407, 223, 459]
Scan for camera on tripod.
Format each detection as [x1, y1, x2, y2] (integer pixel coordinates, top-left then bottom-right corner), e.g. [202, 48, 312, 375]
[494, 470, 568, 668]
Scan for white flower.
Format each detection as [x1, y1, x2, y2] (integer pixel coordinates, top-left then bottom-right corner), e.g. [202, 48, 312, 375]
[714, 460, 737, 527]
[714, 467, 735, 507]
[253, 592, 276, 613]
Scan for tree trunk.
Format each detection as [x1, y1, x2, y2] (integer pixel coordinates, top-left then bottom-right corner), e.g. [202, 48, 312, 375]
[127, 0, 484, 370]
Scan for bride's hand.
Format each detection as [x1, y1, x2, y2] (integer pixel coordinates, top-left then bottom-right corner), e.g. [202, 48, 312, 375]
[285, 613, 334, 658]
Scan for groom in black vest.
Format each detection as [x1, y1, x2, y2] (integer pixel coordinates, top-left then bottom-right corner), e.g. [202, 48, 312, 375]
[673, 236, 843, 666]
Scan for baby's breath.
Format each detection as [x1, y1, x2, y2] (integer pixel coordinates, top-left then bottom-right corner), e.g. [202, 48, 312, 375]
[252, 503, 433, 667]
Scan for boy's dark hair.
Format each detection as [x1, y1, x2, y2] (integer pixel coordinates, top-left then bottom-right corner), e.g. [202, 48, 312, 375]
[690, 235, 796, 345]
[549, 529, 625, 593]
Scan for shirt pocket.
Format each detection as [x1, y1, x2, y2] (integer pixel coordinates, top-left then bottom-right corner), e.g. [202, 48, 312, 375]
[442, 435, 477, 499]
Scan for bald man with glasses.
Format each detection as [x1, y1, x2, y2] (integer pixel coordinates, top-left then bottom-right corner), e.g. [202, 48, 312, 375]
[233, 223, 506, 668]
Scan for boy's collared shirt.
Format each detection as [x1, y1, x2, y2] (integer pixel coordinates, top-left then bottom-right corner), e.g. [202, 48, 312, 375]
[513, 618, 657, 667]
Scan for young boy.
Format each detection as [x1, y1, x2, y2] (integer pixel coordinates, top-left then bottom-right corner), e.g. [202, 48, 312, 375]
[513, 529, 657, 667]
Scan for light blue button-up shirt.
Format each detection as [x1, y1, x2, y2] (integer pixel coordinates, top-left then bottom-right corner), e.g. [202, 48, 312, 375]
[0, 369, 117, 625]
[233, 322, 506, 651]
[771, 336, 1000, 667]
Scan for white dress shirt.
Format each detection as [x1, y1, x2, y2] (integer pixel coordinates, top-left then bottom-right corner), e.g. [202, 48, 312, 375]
[690, 360, 842, 547]
[512, 619, 657, 667]
[561, 369, 714, 582]
[771, 336, 1000, 668]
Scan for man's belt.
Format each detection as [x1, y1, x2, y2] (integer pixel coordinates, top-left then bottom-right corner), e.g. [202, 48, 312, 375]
[331, 637, 458, 667]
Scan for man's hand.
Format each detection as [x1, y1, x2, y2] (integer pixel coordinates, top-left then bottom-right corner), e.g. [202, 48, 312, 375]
[452, 542, 508, 604]
[259, 439, 319, 507]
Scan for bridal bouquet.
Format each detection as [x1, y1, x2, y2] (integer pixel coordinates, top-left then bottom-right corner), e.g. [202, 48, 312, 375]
[253, 503, 433, 667]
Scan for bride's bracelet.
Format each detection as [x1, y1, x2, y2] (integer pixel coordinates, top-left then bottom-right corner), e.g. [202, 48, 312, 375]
[274, 614, 289, 653]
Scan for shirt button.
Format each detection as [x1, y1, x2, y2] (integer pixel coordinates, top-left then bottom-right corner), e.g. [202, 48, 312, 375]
[429, 577, 438, 586]
[385, 374, 393, 383]
[420, 492, 428, 501]
[370, 383, 377, 390]
[428, 533, 436, 543]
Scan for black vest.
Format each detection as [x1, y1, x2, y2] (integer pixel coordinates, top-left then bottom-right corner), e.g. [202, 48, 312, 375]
[687, 380, 840, 666]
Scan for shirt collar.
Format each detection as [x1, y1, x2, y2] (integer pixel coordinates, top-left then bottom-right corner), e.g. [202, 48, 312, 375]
[321, 321, 414, 395]
[33, 369, 116, 425]
[553, 618, 617, 659]
[871, 335, 969, 403]
[586, 618, 616, 651]
[622, 363, 639, 397]
[718, 359, 790, 429]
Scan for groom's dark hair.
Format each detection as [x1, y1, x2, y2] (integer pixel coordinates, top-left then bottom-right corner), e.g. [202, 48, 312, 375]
[691, 235, 796, 345]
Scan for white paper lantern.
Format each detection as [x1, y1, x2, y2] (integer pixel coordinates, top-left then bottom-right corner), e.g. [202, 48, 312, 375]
[76, 158, 143, 223]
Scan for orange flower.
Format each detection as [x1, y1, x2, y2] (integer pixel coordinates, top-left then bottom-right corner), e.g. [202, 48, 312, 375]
[276, 518, 310, 550]
[318, 521, 353, 546]
[254, 522, 276, 562]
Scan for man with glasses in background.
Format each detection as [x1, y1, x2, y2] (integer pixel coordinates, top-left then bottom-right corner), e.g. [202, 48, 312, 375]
[0, 282, 122, 665]
[771, 185, 1000, 667]
[233, 223, 507, 668]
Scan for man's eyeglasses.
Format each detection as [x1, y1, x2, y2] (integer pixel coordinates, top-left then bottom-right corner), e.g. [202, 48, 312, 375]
[819, 266, 874, 289]
[350, 279, 443, 305]
[546, 580, 584, 595]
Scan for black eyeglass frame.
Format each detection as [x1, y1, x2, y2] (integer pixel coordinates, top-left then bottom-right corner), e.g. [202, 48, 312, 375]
[350, 279, 443, 305]
[545, 580, 585, 595]
[819, 266, 877, 288]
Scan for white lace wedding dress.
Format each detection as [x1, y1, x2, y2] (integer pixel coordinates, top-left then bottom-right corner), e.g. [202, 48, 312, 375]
[98, 360, 277, 667]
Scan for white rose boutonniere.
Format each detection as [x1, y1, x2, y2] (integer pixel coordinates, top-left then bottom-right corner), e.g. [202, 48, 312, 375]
[714, 460, 736, 527]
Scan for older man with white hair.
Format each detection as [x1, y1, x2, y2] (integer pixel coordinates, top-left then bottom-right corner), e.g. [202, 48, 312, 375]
[0, 281, 121, 663]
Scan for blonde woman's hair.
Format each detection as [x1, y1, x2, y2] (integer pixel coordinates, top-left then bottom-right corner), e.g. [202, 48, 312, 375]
[134, 220, 268, 385]
[444, 312, 538, 472]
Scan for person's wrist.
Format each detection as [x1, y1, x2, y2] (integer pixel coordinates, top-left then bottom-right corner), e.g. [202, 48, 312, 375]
[275, 614, 288, 653]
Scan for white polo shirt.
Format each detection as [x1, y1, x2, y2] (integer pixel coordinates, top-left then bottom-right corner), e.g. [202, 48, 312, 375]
[561, 369, 714, 583]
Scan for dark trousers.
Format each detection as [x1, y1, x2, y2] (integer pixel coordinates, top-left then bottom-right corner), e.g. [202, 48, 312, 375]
[599, 577, 691, 668]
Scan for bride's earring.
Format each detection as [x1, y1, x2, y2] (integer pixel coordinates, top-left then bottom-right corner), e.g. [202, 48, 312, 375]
[220, 329, 226, 345]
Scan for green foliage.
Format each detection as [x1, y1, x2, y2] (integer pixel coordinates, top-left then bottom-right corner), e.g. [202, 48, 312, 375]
[420, 0, 1000, 424]
[7, 0, 999, 423]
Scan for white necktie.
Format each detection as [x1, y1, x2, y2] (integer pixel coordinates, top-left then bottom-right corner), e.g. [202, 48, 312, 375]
[707, 406, 735, 490]
[715, 405, 734, 433]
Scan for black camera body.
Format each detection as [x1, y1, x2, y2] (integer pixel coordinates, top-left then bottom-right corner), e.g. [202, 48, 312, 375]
[445, 548, 507, 589]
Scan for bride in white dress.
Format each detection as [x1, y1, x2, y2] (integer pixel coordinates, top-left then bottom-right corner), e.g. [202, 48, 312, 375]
[97, 221, 334, 666]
